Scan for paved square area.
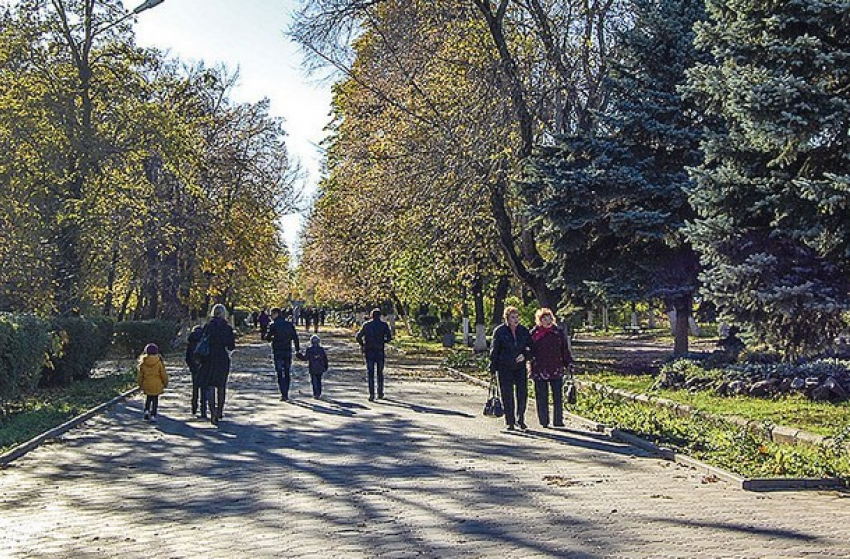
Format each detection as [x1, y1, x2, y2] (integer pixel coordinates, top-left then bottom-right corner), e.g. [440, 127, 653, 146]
[1, 329, 848, 558]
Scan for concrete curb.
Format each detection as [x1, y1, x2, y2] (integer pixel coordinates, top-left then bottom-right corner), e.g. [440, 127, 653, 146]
[445, 367, 848, 492]
[574, 379, 850, 453]
[0, 386, 141, 468]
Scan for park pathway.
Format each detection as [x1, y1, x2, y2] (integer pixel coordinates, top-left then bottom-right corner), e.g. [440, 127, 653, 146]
[1, 327, 848, 558]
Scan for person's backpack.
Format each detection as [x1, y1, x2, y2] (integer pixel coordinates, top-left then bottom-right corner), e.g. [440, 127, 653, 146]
[194, 331, 211, 358]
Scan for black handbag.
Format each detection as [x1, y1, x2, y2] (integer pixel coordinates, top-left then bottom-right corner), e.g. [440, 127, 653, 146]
[483, 373, 504, 418]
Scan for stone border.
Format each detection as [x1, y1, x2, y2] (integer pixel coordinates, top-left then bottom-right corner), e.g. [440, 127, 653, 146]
[0, 386, 140, 468]
[444, 367, 848, 492]
[574, 380, 847, 452]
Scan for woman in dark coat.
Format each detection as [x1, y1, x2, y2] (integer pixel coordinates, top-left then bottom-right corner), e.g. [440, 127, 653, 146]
[488, 306, 533, 431]
[529, 307, 574, 428]
[200, 304, 236, 425]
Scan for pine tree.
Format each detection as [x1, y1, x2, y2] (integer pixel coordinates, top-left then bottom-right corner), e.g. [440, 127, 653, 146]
[684, 0, 850, 359]
[523, 0, 706, 355]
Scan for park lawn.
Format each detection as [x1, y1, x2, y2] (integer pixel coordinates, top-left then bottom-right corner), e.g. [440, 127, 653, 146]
[582, 371, 850, 438]
[0, 369, 136, 454]
[391, 330, 447, 357]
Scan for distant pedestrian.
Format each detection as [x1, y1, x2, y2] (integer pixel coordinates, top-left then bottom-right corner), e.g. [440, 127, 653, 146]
[356, 308, 392, 401]
[489, 306, 532, 431]
[138, 343, 168, 423]
[304, 307, 313, 332]
[529, 308, 573, 428]
[199, 304, 236, 425]
[185, 325, 207, 418]
[301, 334, 329, 399]
[266, 307, 300, 401]
[319, 308, 326, 326]
[258, 309, 271, 340]
[251, 310, 259, 329]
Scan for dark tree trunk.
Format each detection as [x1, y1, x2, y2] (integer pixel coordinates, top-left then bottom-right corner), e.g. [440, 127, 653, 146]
[103, 243, 120, 316]
[490, 275, 510, 326]
[672, 295, 692, 357]
[472, 277, 486, 326]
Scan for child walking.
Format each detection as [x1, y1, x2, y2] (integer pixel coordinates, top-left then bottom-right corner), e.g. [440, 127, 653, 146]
[304, 335, 329, 399]
[138, 343, 169, 422]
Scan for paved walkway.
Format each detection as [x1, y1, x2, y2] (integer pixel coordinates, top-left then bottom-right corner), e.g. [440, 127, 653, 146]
[1, 328, 848, 558]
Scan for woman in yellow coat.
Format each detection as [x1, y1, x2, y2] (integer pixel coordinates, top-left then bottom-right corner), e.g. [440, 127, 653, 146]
[137, 343, 168, 422]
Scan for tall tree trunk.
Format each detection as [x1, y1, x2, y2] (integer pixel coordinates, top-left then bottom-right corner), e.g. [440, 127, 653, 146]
[472, 276, 487, 352]
[490, 275, 510, 326]
[103, 243, 120, 316]
[671, 295, 692, 357]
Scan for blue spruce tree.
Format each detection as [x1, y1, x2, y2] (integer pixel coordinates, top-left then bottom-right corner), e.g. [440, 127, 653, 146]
[523, 0, 707, 355]
[683, 0, 850, 360]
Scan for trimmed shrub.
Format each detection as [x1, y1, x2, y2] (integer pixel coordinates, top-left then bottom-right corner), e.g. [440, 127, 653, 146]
[0, 313, 51, 410]
[113, 320, 179, 357]
[41, 316, 115, 386]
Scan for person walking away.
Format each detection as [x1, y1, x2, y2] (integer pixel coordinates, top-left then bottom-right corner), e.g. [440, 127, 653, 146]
[200, 304, 236, 425]
[304, 307, 313, 332]
[185, 325, 207, 418]
[356, 308, 392, 401]
[138, 343, 168, 422]
[258, 309, 271, 341]
[266, 307, 300, 401]
[303, 334, 329, 399]
[529, 308, 573, 428]
[489, 306, 532, 431]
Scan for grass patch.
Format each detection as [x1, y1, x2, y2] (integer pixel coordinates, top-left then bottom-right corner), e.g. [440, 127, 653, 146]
[0, 369, 136, 454]
[390, 331, 447, 356]
[570, 385, 850, 480]
[582, 371, 850, 438]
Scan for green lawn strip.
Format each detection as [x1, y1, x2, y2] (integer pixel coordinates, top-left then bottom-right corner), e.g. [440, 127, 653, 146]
[0, 369, 136, 454]
[582, 372, 850, 438]
[569, 385, 850, 479]
[391, 332, 447, 356]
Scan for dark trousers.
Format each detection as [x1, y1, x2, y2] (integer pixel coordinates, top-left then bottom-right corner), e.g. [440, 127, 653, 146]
[144, 395, 159, 416]
[497, 368, 528, 427]
[191, 382, 208, 416]
[534, 377, 564, 427]
[205, 386, 225, 419]
[366, 353, 385, 399]
[274, 351, 292, 399]
[260, 325, 268, 340]
[310, 373, 323, 398]
[190, 366, 207, 416]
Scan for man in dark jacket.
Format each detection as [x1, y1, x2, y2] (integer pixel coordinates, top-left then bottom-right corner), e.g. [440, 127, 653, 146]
[265, 307, 301, 401]
[356, 308, 392, 401]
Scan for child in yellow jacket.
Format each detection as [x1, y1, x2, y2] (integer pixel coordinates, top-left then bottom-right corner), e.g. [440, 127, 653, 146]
[137, 343, 168, 422]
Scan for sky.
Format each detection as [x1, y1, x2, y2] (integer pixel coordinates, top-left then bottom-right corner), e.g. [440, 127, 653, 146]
[120, 0, 334, 259]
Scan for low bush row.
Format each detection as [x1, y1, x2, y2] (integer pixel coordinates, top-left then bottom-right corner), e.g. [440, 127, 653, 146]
[656, 357, 850, 403]
[0, 314, 179, 408]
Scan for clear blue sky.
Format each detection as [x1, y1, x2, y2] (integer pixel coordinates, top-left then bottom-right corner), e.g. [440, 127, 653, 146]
[121, 0, 333, 258]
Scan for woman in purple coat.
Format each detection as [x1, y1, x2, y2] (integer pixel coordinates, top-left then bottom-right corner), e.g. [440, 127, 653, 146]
[529, 308, 574, 428]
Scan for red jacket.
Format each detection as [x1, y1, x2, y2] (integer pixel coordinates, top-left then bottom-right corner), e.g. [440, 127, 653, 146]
[529, 325, 573, 380]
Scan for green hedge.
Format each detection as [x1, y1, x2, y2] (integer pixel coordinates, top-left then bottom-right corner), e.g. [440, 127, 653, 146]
[0, 314, 51, 409]
[113, 320, 179, 357]
[41, 317, 115, 386]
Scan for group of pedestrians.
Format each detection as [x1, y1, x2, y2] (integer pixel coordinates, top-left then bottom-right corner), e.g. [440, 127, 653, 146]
[135, 302, 571, 432]
[489, 306, 574, 431]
